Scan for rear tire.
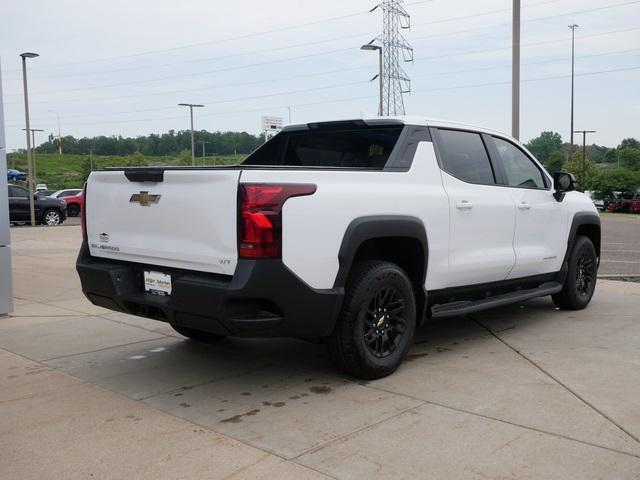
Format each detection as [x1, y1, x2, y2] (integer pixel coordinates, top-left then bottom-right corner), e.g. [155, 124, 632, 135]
[67, 204, 81, 217]
[328, 261, 416, 379]
[170, 324, 226, 342]
[552, 235, 597, 310]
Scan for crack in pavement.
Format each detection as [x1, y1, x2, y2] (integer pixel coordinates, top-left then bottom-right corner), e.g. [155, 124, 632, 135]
[471, 315, 640, 446]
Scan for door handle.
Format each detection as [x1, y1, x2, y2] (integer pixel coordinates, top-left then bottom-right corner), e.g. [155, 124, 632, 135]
[456, 200, 473, 210]
[518, 202, 531, 210]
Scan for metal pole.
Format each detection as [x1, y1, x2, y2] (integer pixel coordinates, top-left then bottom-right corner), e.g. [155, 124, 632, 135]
[582, 131, 586, 187]
[378, 47, 384, 117]
[89, 149, 94, 171]
[573, 129, 595, 190]
[20, 56, 36, 226]
[569, 25, 579, 147]
[31, 130, 36, 183]
[189, 106, 195, 166]
[512, 0, 520, 140]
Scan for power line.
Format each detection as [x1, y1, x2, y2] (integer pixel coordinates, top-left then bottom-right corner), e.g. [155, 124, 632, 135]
[9, 24, 638, 105]
[2, 0, 562, 78]
[4, 0, 435, 73]
[18, 46, 639, 123]
[7, 65, 639, 129]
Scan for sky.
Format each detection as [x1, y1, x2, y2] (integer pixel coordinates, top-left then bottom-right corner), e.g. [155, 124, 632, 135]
[1, 0, 639, 151]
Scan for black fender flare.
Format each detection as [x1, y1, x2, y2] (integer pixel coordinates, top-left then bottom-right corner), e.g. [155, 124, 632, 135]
[559, 212, 601, 283]
[333, 215, 429, 289]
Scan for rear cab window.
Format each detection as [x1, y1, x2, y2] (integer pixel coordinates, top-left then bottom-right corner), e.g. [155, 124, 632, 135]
[435, 129, 496, 185]
[242, 122, 404, 170]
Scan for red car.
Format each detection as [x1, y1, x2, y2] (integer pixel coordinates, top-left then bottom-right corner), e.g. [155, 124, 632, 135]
[61, 191, 83, 217]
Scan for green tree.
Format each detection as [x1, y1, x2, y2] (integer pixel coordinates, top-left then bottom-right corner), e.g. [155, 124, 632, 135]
[565, 148, 598, 190]
[79, 156, 92, 184]
[175, 149, 193, 166]
[618, 148, 640, 170]
[124, 151, 148, 167]
[604, 148, 619, 164]
[619, 138, 640, 150]
[544, 149, 564, 173]
[525, 131, 563, 164]
[590, 167, 640, 198]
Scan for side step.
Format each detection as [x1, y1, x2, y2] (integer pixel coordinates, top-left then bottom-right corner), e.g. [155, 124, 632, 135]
[430, 281, 563, 319]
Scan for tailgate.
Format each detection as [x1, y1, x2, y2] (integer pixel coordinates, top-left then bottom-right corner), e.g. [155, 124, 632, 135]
[86, 169, 240, 275]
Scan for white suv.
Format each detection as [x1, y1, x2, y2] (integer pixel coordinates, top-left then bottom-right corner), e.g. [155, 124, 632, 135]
[77, 117, 600, 378]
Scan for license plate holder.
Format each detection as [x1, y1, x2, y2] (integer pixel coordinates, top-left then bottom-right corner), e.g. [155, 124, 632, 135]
[144, 270, 172, 296]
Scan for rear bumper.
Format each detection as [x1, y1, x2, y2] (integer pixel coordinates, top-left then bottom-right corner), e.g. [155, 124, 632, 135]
[76, 242, 343, 338]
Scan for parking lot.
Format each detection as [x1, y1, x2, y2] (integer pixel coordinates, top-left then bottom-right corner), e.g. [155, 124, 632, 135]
[2, 218, 640, 479]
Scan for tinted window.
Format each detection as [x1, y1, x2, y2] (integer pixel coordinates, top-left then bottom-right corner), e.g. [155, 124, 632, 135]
[9, 186, 29, 198]
[243, 125, 403, 169]
[493, 137, 546, 189]
[438, 130, 495, 184]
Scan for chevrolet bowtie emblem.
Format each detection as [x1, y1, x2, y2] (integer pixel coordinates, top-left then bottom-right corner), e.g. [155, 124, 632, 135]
[130, 191, 161, 206]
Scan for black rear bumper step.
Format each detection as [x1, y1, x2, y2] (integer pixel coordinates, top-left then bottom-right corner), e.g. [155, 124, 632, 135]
[430, 281, 562, 319]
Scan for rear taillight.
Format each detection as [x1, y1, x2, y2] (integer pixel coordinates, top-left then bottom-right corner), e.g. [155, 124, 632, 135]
[81, 183, 87, 241]
[238, 183, 316, 259]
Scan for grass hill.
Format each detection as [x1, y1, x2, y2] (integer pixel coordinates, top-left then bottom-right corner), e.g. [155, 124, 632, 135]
[6, 152, 245, 189]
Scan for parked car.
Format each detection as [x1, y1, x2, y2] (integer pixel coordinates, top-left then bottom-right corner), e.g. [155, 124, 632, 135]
[77, 117, 600, 379]
[49, 188, 83, 199]
[8, 184, 67, 226]
[7, 169, 26, 181]
[61, 191, 83, 217]
[35, 184, 48, 193]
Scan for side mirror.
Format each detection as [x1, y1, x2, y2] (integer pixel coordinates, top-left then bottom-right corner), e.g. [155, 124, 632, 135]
[553, 171, 575, 202]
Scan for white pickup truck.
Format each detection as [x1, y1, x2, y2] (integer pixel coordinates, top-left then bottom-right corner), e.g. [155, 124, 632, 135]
[77, 117, 600, 378]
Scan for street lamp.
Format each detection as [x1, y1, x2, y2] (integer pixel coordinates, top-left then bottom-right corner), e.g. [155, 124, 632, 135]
[569, 24, 579, 147]
[20, 52, 39, 226]
[178, 103, 204, 166]
[48, 110, 62, 154]
[22, 128, 44, 184]
[361, 43, 383, 117]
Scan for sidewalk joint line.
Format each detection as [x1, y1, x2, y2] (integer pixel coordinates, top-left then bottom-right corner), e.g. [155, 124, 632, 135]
[472, 315, 640, 446]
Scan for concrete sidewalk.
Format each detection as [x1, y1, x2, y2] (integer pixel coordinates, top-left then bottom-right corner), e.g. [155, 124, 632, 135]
[1, 226, 639, 479]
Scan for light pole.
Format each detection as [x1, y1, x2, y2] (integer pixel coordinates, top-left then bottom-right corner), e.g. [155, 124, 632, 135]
[20, 52, 39, 226]
[569, 24, 579, 147]
[196, 141, 209, 166]
[48, 110, 62, 154]
[89, 148, 95, 172]
[574, 129, 596, 191]
[361, 43, 383, 117]
[178, 103, 204, 166]
[22, 128, 44, 184]
[512, 0, 521, 140]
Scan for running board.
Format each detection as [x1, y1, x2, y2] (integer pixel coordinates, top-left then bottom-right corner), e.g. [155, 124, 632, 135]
[430, 281, 563, 319]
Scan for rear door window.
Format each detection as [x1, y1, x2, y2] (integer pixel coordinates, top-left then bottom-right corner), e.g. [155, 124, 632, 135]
[9, 186, 29, 198]
[243, 124, 403, 169]
[437, 129, 495, 185]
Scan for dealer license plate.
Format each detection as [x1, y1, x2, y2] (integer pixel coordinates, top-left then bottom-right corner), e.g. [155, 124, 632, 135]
[144, 270, 172, 296]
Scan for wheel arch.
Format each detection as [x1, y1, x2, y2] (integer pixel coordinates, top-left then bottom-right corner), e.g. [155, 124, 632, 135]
[564, 212, 601, 266]
[334, 216, 429, 324]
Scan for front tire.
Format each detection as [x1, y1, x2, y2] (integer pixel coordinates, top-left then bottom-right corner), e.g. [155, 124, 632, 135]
[552, 235, 597, 310]
[328, 261, 416, 379]
[170, 324, 226, 342]
[42, 209, 62, 226]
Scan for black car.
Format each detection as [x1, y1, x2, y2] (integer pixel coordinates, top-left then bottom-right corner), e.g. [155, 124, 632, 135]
[8, 184, 67, 226]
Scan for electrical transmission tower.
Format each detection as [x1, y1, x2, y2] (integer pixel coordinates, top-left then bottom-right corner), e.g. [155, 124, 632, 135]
[368, 0, 413, 116]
